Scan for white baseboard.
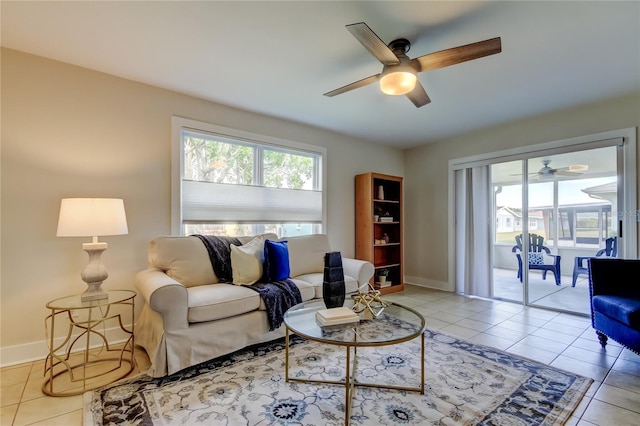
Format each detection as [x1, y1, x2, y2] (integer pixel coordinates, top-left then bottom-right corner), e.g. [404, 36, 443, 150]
[0, 324, 133, 368]
[404, 275, 454, 292]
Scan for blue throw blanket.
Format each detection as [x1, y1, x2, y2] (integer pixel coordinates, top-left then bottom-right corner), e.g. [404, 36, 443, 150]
[249, 279, 302, 331]
[193, 235, 240, 282]
[193, 235, 302, 331]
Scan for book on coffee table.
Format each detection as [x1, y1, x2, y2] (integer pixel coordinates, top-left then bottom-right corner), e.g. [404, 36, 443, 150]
[316, 307, 359, 326]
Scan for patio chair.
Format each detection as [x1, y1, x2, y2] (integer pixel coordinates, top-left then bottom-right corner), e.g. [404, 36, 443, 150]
[588, 257, 640, 354]
[511, 233, 561, 286]
[572, 236, 617, 287]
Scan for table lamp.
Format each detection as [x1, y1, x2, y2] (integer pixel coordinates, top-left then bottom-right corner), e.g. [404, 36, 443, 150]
[57, 198, 128, 302]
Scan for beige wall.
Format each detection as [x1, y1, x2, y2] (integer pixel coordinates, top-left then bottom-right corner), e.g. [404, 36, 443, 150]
[0, 48, 404, 365]
[404, 93, 640, 290]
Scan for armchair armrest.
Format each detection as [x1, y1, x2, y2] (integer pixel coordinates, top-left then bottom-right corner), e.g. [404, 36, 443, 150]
[341, 258, 374, 290]
[575, 256, 591, 269]
[545, 253, 561, 263]
[135, 268, 189, 331]
[589, 258, 640, 298]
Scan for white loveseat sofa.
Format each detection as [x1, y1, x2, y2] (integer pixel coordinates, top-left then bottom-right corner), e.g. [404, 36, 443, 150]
[134, 233, 374, 377]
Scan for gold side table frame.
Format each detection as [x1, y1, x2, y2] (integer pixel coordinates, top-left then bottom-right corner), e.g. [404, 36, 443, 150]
[284, 300, 425, 425]
[43, 290, 135, 397]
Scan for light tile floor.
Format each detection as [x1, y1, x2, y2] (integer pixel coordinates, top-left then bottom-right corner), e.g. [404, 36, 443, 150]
[1, 285, 638, 425]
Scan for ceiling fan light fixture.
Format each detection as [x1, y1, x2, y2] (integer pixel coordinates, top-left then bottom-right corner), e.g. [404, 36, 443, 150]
[538, 172, 555, 181]
[380, 63, 417, 95]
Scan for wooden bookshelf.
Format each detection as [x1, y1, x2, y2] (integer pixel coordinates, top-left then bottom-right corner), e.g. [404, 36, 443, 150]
[355, 172, 403, 294]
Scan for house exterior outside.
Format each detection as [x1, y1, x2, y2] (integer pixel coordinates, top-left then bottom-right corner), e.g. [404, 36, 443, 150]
[496, 207, 543, 233]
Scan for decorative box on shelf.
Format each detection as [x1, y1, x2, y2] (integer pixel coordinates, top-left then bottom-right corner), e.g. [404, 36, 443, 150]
[380, 217, 394, 222]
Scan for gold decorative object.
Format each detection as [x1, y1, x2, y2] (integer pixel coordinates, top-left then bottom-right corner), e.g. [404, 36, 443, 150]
[351, 282, 389, 318]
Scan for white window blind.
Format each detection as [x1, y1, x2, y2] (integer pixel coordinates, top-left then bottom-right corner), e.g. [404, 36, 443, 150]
[182, 180, 322, 223]
[172, 116, 325, 234]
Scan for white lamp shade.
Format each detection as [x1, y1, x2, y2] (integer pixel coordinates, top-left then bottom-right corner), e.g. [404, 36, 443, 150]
[57, 198, 128, 237]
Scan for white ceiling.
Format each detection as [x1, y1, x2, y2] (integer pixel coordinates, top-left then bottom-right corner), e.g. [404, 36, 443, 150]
[2, 1, 639, 148]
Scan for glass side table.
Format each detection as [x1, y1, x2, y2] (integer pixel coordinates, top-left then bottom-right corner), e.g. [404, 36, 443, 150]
[43, 290, 135, 396]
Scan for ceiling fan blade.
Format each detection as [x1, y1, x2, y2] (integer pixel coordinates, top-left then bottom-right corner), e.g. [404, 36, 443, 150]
[323, 74, 381, 97]
[555, 165, 589, 173]
[555, 171, 583, 177]
[411, 37, 502, 72]
[405, 80, 431, 108]
[346, 22, 400, 65]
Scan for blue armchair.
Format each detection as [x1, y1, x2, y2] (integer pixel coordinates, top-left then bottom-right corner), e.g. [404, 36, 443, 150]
[572, 236, 617, 287]
[588, 257, 640, 354]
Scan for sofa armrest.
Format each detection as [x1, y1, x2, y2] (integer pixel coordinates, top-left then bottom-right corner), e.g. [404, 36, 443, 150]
[135, 269, 189, 331]
[341, 258, 374, 291]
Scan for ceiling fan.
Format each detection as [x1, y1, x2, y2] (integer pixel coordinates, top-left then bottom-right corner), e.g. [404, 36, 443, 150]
[323, 22, 502, 107]
[528, 159, 589, 180]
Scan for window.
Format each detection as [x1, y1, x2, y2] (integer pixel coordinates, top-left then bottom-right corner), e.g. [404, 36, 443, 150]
[172, 117, 325, 237]
[491, 145, 620, 249]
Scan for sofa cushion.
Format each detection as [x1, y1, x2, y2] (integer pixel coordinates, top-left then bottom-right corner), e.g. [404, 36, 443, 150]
[287, 234, 331, 277]
[290, 279, 317, 302]
[264, 240, 290, 281]
[237, 233, 278, 245]
[187, 284, 261, 323]
[230, 236, 266, 285]
[592, 295, 640, 328]
[295, 272, 359, 299]
[149, 236, 218, 288]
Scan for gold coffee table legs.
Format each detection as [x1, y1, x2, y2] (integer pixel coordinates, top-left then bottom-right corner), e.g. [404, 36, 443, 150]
[285, 328, 425, 425]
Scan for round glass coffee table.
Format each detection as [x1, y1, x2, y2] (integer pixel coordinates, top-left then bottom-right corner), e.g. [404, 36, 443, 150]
[283, 299, 426, 425]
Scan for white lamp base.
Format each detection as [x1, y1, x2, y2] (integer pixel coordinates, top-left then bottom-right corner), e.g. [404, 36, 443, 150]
[80, 242, 109, 302]
[81, 283, 109, 302]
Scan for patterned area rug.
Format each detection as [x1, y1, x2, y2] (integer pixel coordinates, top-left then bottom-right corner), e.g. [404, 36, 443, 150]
[84, 329, 591, 425]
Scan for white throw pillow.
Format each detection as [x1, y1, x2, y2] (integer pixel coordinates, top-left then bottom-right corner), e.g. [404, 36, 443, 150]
[230, 236, 266, 285]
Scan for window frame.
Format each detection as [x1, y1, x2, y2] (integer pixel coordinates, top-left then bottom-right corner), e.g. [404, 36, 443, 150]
[171, 116, 327, 235]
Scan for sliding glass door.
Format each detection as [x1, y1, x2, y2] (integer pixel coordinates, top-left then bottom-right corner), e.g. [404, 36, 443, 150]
[453, 130, 635, 316]
[491, 146, 620, 315]
[492, 159, 525, 303]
